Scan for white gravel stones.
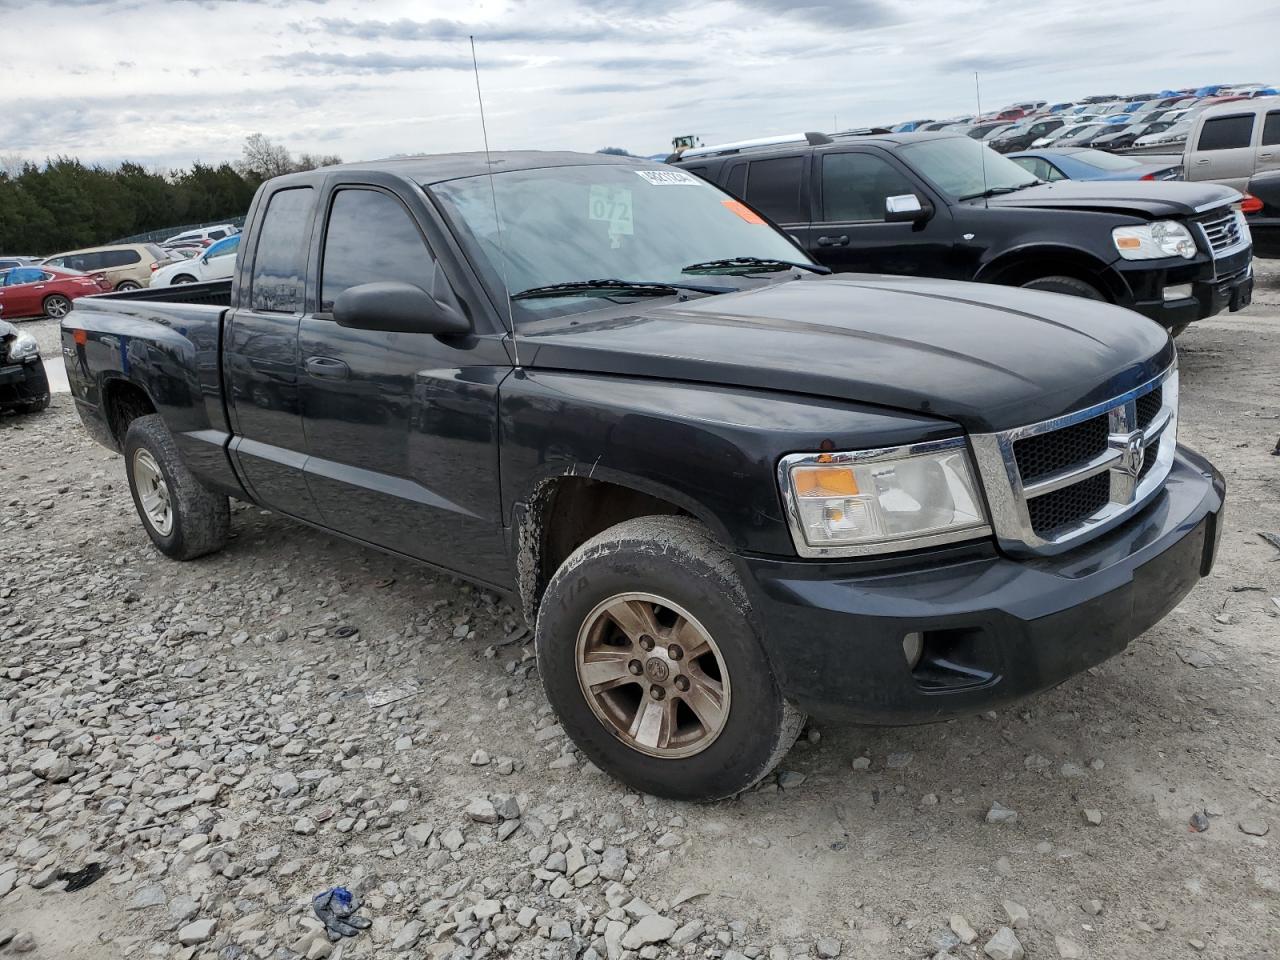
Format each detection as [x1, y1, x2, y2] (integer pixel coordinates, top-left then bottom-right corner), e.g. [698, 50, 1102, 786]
[950, 915, 978, 944]
[1083, 808, 1103, 826]
[984, 927, 1025, 960]
[465, 797, 499, 823]
[1055, 934, 1085, 958]
[177, 918, 217, 946]
[987, 801, 1018, 824]
[621, 915, 678, 949]
[1001, 900, 1029, 928]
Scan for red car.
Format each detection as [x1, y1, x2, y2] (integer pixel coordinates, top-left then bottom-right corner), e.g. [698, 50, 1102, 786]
[0, 266, 109, 320]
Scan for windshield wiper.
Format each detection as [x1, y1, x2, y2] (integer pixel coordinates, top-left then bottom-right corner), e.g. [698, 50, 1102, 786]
[510, 279, 728, 300]
[681, 256, 830, 276]
[960, 181, 1042, 201]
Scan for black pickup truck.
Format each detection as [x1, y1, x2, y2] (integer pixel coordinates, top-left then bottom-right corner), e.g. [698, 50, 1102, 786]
[672, 131, 1254, 335]
[62, 152, 1224, 801]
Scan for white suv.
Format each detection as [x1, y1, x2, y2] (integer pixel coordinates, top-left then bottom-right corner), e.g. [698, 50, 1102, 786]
[151, 234, 240, 287]
[162, 223, 240, 248]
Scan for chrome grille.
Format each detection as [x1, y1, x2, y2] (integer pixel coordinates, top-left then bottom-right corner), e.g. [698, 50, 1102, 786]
[970, 367, 1178, 555]
[1197, 208, 1245, 256]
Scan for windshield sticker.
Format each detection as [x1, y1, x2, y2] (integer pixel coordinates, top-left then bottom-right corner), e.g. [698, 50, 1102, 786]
[634, 169, 701, 186]
[588, 185, 634, 246]
[721, 199, 766, 225]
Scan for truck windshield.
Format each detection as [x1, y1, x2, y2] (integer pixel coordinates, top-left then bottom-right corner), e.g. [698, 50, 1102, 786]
[899, 137, 1039, 201]
[429, 164, 810, 320]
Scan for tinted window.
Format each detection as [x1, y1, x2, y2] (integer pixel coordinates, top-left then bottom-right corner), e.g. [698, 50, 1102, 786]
[208, 230, 226, 240]
[723, 163, 746, 198]
[206, 235, 240, 259]
[320, 189, 433, 311]
[68, 252, 104, 271]
[1263, 111, 1280, 146]
[6, 267, 44, 285]
[1197, 115, 1254, 151]
[250, 187, 315, 312]
[100, 249, 141, 268]
[744, 156, 804, 223]
[821, 153, 916, 222]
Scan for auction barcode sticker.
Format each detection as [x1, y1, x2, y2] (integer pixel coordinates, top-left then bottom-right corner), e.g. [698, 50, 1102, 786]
[634, 169, 701, 186]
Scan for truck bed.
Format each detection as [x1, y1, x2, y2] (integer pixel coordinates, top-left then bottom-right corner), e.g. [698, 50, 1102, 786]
[91, 278, 232, 308]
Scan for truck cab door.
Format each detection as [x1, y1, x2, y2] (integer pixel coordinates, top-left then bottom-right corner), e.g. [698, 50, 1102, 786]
[1188, 112, 1258, 189]
[297, 180, 510, 585]
[224, 184, 324, 522]
[798, 148, 957, 278]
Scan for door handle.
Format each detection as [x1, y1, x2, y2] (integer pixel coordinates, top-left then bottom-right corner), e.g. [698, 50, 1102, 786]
[305, 357, 350, 380]
[1260, 153, 1274, 159]
[1195, 158, 1210, 164]
[817, 235, 850, 247]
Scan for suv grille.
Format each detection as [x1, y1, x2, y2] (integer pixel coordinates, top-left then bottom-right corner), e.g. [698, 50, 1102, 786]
[970, 368, 1178, 554]
[1013, 415, 1108, 484]
[1197, 208, 1244, 256]
[1027, 472, 1111, 538]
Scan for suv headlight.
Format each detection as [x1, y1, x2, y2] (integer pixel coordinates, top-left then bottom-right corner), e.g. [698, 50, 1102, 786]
[7, 331, 39, 362]
[1112, 221, 1197, 260]
[779, 438, 990, 557]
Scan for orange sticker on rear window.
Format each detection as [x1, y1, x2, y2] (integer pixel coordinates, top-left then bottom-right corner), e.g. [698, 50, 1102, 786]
[721, 199, 766, 224]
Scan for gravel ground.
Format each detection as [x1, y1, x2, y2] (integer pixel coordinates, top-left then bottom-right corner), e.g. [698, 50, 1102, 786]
[1, 264, 1278, 960]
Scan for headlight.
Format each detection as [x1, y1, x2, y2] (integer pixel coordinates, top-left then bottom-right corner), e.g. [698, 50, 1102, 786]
[779, 438, 990, 557]
[7, 331, 39, 362]
[1112, 221, 1197, 260]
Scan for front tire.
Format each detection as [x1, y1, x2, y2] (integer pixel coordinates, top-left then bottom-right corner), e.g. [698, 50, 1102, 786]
[171, 274, 197, 285]
[535, 516, 804, 801]
[123, 414, 229, 560]
[1020, 276, 1105, 300]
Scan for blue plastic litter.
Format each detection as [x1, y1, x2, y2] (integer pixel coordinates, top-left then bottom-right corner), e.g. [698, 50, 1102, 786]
[313, 886, 372, 941]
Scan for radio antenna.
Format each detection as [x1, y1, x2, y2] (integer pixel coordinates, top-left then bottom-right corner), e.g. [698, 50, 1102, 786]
[975, 71, 990, 209]
[470, 35, 520, 367]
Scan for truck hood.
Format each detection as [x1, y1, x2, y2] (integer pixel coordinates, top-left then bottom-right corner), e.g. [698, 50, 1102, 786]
[982, 179, 1237, 217]
[520, 275, 1175, 434]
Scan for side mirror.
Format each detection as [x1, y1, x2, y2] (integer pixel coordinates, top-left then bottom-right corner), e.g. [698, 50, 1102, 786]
[334, 281, 471, 335]
[885, 193, 932, 223]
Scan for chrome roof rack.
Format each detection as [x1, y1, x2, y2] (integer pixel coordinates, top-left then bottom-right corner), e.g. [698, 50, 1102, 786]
[677, 131, 833, 160]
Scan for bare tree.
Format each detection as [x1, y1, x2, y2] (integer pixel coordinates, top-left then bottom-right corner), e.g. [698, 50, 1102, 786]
[0, 152, 27, 177]
[294, 153, 343, 172]
[236, 134, 294, 180]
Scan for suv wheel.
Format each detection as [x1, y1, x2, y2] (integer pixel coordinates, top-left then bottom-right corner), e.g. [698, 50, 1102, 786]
[124, 414, 230, 560]
[535, 515, 804, 801]
[116, 280, 141, 291]
[1020, 276, 1105, 300]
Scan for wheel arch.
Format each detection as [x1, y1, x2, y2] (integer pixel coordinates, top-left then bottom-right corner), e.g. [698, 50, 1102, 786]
[975, 244, 1127, 302]
[512, 467, 733, 629]
[100, 376, 158, 448]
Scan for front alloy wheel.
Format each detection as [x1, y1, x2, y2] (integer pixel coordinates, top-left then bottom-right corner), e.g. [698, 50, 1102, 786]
[576, 592, 731, 758]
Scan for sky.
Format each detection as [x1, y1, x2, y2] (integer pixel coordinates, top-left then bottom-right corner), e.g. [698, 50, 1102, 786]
[0, 0, 1275, 170]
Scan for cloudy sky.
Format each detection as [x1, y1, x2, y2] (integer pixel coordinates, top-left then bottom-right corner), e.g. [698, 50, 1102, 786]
[2, 0, 1275, 169]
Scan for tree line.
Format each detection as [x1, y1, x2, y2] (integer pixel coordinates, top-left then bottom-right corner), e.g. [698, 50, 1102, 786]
[0, 135, 341, 256]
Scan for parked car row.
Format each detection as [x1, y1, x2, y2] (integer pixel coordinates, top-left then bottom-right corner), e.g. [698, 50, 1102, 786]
[672, 129, 1253, 335]
[0, 223, 243, 318]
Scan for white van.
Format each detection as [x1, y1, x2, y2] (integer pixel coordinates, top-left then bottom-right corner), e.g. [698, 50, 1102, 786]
[162, 223, 240, 247]
[1183, 97, 1280, 191]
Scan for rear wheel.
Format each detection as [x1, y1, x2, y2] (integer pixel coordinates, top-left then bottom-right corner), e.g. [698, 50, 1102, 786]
[1020, 276, 1105, 300]
[42, 294, 72, 319]
[124, 414, 229, 560]
[535, 516, 804, 801]
[115, 280, 141, 291]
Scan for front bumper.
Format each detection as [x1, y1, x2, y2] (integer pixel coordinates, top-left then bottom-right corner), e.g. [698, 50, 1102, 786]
[1119, 247, 1253, 329]
[0, 358, 50, 410]
[739, 446, 1224, 724]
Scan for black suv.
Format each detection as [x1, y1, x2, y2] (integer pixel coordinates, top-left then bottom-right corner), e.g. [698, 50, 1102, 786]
[672, 131, 1253, 334]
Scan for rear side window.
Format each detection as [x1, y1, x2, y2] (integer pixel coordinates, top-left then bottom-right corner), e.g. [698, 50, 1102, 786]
[250, 187, 315, 312]
[1197, 115, 1254, 151]
[744, 156, 804, 224]
[208, 229, 227, 240]
[821, 153, 916, 222]
[100, 249, 141, 268]
[71, 252, 105, 271]
[723, 163, 746, 198]
[320, 189, 433, 311]
[1263, 111, 1280, 147]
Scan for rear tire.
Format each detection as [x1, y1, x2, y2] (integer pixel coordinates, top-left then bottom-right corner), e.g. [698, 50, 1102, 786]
[123, 414, 229, 560]
[42, 294, 72, 318]
[535, 515, 804, 801]
[1020, 276, 1105, 300]
[115, 280, 141, 291]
